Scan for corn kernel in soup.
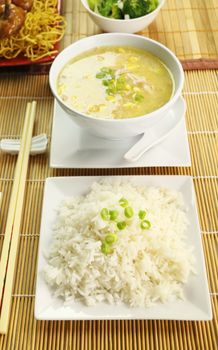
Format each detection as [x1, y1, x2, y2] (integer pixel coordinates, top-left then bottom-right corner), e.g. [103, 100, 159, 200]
[57, 46, 174, 119]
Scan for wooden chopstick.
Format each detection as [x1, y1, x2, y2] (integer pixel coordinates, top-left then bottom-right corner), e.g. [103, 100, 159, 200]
[0, 193, 2, 210]
[0, 101, 37, 334]
[0, 103, 31, 302]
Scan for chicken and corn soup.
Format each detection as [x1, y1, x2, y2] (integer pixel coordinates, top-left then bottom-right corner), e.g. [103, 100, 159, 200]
[57, 46, 174, 119]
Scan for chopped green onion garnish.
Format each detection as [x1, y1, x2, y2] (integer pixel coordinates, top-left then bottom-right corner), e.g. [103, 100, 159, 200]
[96, 72, 106, 79]
[134, 93, 144, 102]
[119, 197, 129, 207]
[117, 221, 127, 230]
[140, 220, 151, 230]
[116, 80, 126, 91]
[124, 206, 134, 218]
[105, 233, 118, 244]
[103, 80, 110, 86]
[106, 87, 116, 95]
[138, 210, 146, 220]
[109, 209, 118, 221]
[101, 242, 112, 255]
[117, 74, 126, 83]
[100, 208, 110, 221]
[96, 67, 115, 81]
[101, 67, 113, 74]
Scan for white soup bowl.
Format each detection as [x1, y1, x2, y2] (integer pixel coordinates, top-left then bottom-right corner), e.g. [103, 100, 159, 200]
[49, 33, 184, 140]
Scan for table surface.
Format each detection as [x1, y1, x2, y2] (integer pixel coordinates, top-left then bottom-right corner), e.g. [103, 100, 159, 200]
[0, 0, 218, 349]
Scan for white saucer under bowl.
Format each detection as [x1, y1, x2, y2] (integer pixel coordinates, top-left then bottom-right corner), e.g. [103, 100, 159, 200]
[50, 97, 191, 169]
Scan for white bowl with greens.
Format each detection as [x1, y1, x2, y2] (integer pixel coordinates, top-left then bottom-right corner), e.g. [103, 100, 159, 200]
[81, 0, 165, 33]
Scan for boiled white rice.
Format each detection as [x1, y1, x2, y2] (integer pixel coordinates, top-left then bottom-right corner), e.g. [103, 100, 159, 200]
[43, 179, 195, 307]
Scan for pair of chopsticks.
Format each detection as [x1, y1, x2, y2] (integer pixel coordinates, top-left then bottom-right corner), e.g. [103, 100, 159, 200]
[0, 101, 37, 334]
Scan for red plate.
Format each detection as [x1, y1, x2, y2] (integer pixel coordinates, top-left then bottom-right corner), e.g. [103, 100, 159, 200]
[0, 0, 62, 67]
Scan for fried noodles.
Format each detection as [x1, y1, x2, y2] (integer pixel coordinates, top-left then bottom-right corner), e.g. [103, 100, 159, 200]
[0, 0, 66, 60]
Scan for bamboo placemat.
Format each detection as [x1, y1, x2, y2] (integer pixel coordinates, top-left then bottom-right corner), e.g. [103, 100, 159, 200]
[0, 69, 217, 348]
[0, 0, 218, 76]
[62, 0, 218, 64]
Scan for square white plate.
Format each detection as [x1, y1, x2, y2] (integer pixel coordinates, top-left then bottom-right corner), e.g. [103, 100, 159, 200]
[35, 176, 212, 320]
[50, 101, 191, 168]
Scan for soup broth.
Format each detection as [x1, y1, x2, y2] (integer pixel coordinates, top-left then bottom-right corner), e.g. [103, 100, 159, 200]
[57, 46, 174, 119]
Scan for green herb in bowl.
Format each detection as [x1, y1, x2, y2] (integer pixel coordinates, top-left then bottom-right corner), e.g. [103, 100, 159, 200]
[88, 0, 158, 19]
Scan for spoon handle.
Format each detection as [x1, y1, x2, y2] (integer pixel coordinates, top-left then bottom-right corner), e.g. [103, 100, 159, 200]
[124, 131, 158, 162]
[124, 97, 186, 163]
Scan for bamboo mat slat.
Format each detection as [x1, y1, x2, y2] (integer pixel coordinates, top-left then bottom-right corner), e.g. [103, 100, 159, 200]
[0, 75, 51, 98]
[60, 0, 218, 63]
[202, 234, 218, 294]
[0, 98, 53, 136]
[0, 69, 217, 349]
[183, 71, 218, 92]
[0, 298, 217, 350]
[185, 95, 218, 131]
